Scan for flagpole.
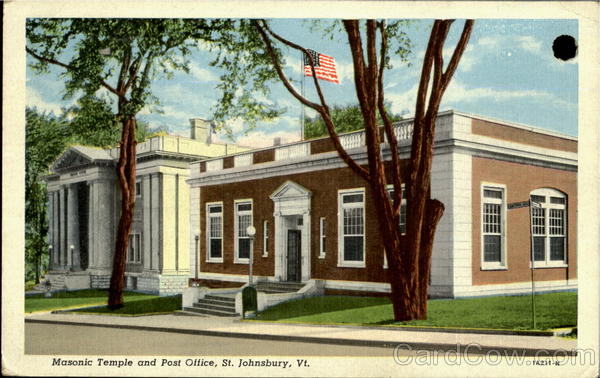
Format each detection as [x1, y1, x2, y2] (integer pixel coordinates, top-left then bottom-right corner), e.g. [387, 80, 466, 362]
[300, 50, 305, 141]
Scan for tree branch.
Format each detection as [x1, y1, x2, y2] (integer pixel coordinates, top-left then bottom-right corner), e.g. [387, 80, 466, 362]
[440, 20, 474, 94]
[26, 47, 120, 97]
[252, 21, 320, 110]
[259, 20, 332, 113]
[377, 21, 403, 215]
[253, 20, 370, 181]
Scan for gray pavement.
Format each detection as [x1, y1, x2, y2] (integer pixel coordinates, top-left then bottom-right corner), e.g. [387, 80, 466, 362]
[25, 312, 577, 355]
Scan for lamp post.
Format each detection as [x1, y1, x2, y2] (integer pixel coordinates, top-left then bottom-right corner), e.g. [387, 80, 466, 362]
[194, 234, 199, 280]
[48, 245, 53, 270]
[246, 225, 256, 286]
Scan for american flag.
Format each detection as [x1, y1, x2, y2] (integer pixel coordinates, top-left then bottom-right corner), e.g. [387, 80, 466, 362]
[303, 49, 340, 84]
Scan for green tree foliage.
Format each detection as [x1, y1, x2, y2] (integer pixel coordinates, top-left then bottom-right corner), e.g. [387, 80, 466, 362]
[304, 103, 403, 139]
[24, 104, 130, 284]
[26, 18, 281, 307]
[25, 108, 71, 283]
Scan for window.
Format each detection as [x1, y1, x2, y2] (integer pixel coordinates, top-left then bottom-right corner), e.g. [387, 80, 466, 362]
[206, 203, 223, 262]
[235, 200, 253, 263]
[263, 220, 269, 257]
[128, 233, 141, 263]
[135, 180, 142, 197]
[384, 186, 407, 268]
[481, 186, 506, 269]
[319, 217, 326, 259]
[530, 188, 567, 267]
[338, 189, 365, 267]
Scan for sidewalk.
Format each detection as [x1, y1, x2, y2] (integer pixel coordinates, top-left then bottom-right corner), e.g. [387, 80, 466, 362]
[25, 312, 577, 355]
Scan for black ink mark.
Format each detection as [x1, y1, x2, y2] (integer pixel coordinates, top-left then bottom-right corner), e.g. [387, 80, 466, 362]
[552, 35, 577, 61]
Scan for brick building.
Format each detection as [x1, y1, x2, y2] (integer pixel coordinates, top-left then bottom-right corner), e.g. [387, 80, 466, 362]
[187, 110, 577, 298]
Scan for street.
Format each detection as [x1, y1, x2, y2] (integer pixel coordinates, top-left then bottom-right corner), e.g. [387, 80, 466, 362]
[25, 323, 409, 357]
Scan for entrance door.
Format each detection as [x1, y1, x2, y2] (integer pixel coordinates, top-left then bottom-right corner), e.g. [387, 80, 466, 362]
[286, 230, 302, 282]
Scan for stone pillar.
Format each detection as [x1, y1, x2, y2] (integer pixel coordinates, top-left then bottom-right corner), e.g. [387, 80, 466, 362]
[87, 181, 95, 269]
[151, 173, 161, 271]
[96, 179, 114, 269]
[47, 192, 55, 269]
[67, 183, 81, 271]
[142, 175, 152, 271]
[59, 186, 67, 269]
[51, 191, 60, 268]
[301, 211, 311, 282]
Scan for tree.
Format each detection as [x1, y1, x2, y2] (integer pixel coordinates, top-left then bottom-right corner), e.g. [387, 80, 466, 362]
[25, 109, 71, 284]
[26, 19, 279, 308]
[24, 102, 149, 286]
[304, 102, 403, 139]
[246, 19, 473, 321]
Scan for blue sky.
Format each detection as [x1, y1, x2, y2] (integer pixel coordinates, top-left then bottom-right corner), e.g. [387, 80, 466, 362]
[26, 19, 578, 148]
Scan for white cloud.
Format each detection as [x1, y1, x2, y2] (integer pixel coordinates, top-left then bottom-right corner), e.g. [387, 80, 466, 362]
[442, 80, 573, 109]
[26, 87, 71, 115]
[235, 130, 302, 148]
[188, 61, 218, 82]
[516, 36, 543, 54]
[335, 60, 355, 84]
[160, 105, 194, 123]
[385, 79, 575, 115]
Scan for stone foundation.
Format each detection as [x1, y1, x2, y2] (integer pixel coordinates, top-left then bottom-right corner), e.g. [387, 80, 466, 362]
[137, 276, 160, 293]
[90, 274, 111, 289]
[159, 275, 188, 295]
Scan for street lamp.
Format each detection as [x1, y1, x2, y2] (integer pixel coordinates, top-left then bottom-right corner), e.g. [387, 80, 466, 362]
[246, 225, 256, 285]
[48, 245, 52, 270]
[194, 234, 199, 281]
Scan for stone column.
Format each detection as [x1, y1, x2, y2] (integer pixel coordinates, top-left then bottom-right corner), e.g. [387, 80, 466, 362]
[301, 211, 311, 282]
[87, 181, 95, 269]
[67, 183, 81, 271]
[142, 175, 152, 271]
[96, 179, 114, 269]
[47, 192, 55, 270]
[151, 173, 161, 271]
[59, 186, 67, 269]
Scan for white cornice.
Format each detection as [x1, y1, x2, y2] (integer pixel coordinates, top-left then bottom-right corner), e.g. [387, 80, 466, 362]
[188, 138, 577, 187]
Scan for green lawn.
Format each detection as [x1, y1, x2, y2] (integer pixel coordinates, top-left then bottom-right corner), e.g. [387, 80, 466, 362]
[253, 292, 577, 331]
[25, 290, 154, 313]
[72, 295, 182, 315]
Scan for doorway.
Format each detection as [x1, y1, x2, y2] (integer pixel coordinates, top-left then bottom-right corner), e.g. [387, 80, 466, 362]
[286, 230, 302, 282]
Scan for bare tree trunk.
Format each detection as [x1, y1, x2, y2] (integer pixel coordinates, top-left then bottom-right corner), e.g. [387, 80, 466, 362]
[254, 18, 473, 322]
[108, 117, 137, 309]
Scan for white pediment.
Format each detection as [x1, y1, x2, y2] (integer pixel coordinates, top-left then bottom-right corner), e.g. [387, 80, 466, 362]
[51, 146, 113, 172]
[270, 180, 312, 200]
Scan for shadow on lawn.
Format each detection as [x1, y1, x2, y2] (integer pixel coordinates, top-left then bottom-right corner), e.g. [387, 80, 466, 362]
[256, 296, 391, 320]
[69, 295, 182, 315]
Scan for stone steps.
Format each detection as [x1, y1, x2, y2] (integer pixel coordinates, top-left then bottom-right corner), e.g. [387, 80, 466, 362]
[183, 293, 238, 317]
[254, 282, 305, 294]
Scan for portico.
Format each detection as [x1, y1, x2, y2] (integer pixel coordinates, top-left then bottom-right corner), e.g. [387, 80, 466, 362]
[270, 181, 312, 283]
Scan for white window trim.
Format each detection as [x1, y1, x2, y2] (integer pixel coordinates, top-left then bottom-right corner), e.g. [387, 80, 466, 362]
[206, 202, 224, 263]
[262, 220, 269, 258]
[234, 199, 253, 264]
[383, 184, 406, 269]
[319, 217, 326, 259]
[480, 183, 508, 271]
[127, 233, 142, 264]
[337, 188, 366, 268]
[530, 188, 568, 269]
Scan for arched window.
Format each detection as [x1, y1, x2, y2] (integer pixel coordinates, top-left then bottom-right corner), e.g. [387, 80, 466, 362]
[530, 188, 568, 267]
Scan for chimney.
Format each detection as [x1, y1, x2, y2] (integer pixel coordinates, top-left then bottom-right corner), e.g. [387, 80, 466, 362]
[273, 137, 281, 146]
[189, 118, 211, 144]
